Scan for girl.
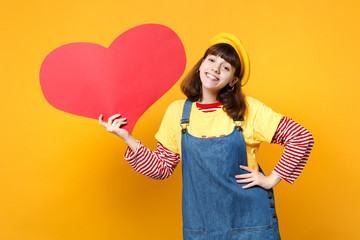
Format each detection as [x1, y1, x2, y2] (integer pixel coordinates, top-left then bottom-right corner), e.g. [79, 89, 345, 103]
[99, 33, 314, 239]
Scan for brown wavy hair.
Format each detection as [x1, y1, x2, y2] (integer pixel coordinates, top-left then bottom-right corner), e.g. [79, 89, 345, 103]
[181, 43, 247, 119]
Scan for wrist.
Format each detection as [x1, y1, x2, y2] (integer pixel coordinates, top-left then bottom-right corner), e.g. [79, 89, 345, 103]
[123, 134, 138, 153]
[268, 173, 281, 188]
[122, 133, 133, 144]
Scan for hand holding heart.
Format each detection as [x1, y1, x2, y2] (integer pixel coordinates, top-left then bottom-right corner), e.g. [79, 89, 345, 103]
[99, 113, 128, 139]
[98, 113, 139, 152]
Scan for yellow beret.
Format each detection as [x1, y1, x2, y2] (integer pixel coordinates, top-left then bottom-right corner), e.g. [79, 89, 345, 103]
[209, 33, 250, 86]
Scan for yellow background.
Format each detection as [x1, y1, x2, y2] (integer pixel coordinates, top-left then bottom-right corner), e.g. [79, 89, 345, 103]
[1, 0, 359, 239]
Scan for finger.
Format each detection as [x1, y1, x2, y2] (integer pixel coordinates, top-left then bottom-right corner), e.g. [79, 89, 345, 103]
[236, 178, 253, 184]
[99, 114, 104, 124]
[114, 121, 121, 129]
[108, 114, 121, 123]
[98, 114, 108, 127]
[235, 173, 252, 179]
[239, 165, 254, 173]
[242, 182, 256, 189]
[112, 118, 127, 126]
[108, 114, 121, 124]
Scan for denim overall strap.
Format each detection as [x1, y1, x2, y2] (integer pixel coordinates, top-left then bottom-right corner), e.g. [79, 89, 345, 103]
[180, 99, 192, 128]
[180, 100, 280, 240]
[180, 99, 192, 134]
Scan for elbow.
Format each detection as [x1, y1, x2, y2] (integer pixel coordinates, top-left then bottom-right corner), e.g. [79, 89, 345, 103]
[306, 130, 315, 146]
[157, 170, 174, 180]
[303, 130, 314, 155]
[147, 168, 175, 180]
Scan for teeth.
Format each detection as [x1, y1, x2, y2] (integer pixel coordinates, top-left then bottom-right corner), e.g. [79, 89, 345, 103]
[207, 73, 217, 80]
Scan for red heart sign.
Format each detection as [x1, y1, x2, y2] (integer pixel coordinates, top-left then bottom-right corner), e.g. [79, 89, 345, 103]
[40, 24, 186, 132]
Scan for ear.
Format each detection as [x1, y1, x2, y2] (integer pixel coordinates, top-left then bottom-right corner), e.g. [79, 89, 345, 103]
[229, 77, 239, 86]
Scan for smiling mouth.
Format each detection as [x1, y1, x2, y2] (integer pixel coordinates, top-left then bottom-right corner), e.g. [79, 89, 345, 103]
[206, 73, 219, 81]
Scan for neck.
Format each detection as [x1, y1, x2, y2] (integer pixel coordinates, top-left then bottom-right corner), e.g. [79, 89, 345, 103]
[199, 89, 219, 104]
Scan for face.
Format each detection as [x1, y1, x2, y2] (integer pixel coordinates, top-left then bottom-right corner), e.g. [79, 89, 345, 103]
[198, 54, 238, 94]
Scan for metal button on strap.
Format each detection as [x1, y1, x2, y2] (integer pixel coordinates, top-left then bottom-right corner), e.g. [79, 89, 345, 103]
[269, 203, 275, 208]
[180, 119, 189, 134]
[272, 213, 277, 218]
[233, 117, 244, 132]
[267, 194, 273, 199]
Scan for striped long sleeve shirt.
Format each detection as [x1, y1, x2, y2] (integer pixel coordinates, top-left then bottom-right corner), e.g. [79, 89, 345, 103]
[124, 103, 314, 184]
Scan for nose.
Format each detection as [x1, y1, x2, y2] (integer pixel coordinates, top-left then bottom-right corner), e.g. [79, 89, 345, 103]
[211, 64, 220, 73]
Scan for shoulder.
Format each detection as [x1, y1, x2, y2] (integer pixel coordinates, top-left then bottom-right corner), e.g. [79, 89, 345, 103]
[244, 96, 265, 117]
[244, 95, 283, 121]
[164, 99, 186, 116]
[167, 99, 186, 110]
[156, 100, 186, 154]
[245, 96, 265, 109]
[243, 96, 283, 143]
[161, 99, 187, 121]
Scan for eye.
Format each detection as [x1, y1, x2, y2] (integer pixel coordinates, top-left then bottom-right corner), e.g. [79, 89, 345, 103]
[223, 65, 231, 71]
[208, 58, 215, 62]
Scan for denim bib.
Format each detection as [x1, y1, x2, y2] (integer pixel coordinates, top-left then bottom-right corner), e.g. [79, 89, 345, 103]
[181, 99, 281, 240]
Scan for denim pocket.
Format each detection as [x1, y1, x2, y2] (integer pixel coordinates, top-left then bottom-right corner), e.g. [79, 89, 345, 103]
[231, 225, 274, 240]
[183, 228, 206, 240]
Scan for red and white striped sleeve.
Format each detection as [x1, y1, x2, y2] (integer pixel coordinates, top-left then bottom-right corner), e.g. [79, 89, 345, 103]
[271, 117, 314, 184]
[123, 103, 220, 180]
[124, 141, 180, 180]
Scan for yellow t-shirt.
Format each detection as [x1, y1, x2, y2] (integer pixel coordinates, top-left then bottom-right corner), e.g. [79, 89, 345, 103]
[155, 96, 283, 171]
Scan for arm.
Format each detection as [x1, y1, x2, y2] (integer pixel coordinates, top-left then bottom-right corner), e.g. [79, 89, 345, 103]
[235, 117, 314, 188]
[99, 114, 180, 180]
[270, 117, 314, 184]
[99, 114, 138, 152]
[124, 141, 180, 180]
